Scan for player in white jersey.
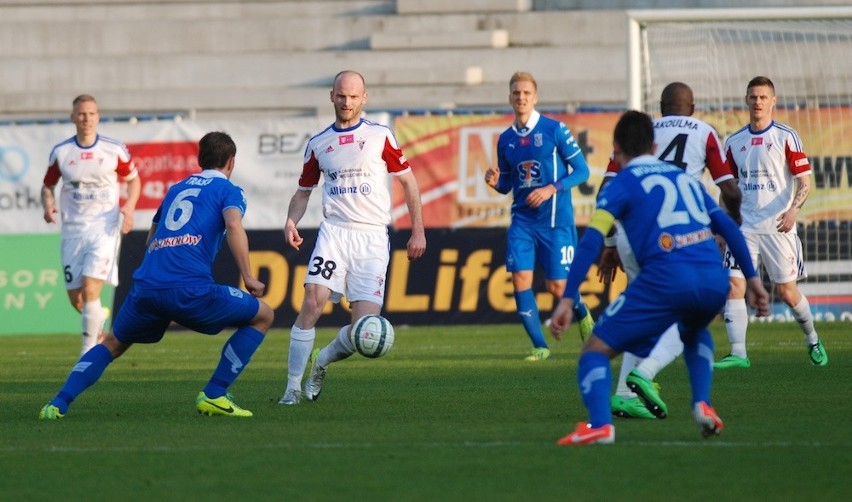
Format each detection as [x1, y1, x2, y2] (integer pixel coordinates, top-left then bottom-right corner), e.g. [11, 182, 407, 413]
[716, 76, 828, 369]
[41, 95, 141, 356]
[600, 83, 742, 419]
[279, 70, 427, 405]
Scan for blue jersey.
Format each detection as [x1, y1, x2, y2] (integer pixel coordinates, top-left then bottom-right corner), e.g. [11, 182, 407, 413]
[597, 155, 723, 274]
[133, 170, 247, 288]
[495, 111, 589, 228]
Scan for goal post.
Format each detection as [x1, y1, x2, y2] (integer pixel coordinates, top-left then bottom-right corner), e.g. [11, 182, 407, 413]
[627, 7, 852, 321]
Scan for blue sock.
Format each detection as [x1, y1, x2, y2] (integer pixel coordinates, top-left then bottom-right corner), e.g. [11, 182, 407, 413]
[50, 344, 114, 414]
[577, 351, 612, 427]
[571, 290, 589, 319]
[514, 289, 547, 349]
[203, 326, 265, 398]
[682, 328, 714, 406]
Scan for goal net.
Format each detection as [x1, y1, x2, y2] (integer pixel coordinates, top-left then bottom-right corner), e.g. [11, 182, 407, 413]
[628, 7, 852, 321]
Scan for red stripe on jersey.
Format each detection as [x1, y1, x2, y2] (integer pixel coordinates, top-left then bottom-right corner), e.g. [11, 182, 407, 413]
[726, 146, 739, 179]
[382, 137, 410, 173]
[704, 132, 731, 182]
[116, 158, 136, 178]
[605, 156, 619, 175]
[299, 150, 321, 187]
[785, 142, 810, 175]
[43, 161, 61, 186]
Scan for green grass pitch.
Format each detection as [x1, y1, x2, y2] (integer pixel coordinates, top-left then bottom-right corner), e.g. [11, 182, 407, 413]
[1, 322, 849, 500]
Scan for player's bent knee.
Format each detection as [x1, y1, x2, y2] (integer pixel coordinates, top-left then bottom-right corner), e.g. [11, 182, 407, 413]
[775, 283, 801, 307]
[727, 278, 747, 299]
[252, 302, 275, 333]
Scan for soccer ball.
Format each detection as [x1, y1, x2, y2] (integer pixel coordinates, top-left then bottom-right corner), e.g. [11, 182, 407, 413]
[350, 315, 395, 358]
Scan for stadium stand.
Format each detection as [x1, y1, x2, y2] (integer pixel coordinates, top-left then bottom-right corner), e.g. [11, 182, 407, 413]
[0, 0, 849, 120]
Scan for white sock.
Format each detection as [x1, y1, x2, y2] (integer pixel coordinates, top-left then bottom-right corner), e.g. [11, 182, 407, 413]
[724, 298, 749, 358]
[790, 296, 819, 345]
[615, 352, 639, 398]
[286, 326, 315, 391]
[318, 325, 355, 367]
[101, 306, 111, 341]
[637, 324, 683, 380]
[81, 300, 104, 355]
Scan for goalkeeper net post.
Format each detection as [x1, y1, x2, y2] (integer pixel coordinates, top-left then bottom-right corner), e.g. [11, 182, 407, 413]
[627, 7, 852, 321]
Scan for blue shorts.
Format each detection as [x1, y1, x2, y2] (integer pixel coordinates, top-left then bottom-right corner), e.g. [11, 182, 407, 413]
[593, 266, 728, 357]
[112, 283, 260, 344]
[506, 223, 577, 280]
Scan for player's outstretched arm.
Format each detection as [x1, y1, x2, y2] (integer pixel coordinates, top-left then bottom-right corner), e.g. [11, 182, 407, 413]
[776, 175, 810, 233]
[717, 179, 742, 226]
[549, 297, 575, 340]
[597, 247, 621, 284]
[120, 175, 141, 234]
[397, 170, 426, 260]
[284, 189, 311, 250]
[41, 184, 58, 224]
[745, 277, 770, 317]
[225, 207, 265, 297]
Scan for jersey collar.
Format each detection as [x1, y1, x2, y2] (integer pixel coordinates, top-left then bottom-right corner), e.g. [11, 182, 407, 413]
[624, 154, 660, 168]
[748, 120, 775, 135]
[513, 110, 540, 135]
[332, 119, 364, 133]
[195, 169, 227, 180]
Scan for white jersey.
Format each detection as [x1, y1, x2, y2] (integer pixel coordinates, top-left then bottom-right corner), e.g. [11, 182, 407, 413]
[606, 115, 731, 184]
[44, 134, 138, 238]
[298, 118, 411, 228]
[724, 121, 810, 234]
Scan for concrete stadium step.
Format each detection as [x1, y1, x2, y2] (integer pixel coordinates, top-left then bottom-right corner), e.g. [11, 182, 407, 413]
[371, 30, 509, 50]
[0, 0, 394, 22]
[396, 0, 532, 14]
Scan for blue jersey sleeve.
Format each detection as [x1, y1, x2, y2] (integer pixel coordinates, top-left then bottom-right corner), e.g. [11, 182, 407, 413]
[223, 185, 247, 217]
[494, 135, 514, 194]
[553, 123, 589, 191]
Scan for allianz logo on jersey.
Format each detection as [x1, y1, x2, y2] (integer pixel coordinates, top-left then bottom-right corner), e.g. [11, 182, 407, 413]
[742, 180, 778, 192]
[71, 189, 110, 202]
[327, 183, 372, 196]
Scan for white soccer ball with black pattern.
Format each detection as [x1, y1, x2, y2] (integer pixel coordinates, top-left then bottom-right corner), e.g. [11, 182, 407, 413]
[350, 315, 395, 358]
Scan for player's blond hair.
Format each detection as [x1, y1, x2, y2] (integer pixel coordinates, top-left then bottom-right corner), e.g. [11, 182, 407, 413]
[509, 71, 537, 91]
[72, 94, 97, 108]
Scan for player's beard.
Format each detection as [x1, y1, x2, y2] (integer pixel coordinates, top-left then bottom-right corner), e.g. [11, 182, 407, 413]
[336, 107, 360, 124]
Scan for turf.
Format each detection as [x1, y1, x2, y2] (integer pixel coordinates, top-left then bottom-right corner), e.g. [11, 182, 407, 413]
[2, 322, 849, 501]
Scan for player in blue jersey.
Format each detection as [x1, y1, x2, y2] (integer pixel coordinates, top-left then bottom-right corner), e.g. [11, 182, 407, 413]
[549, 111, 769, 445]
[39, 131, 275, 420]
[484, 71, 594, 362]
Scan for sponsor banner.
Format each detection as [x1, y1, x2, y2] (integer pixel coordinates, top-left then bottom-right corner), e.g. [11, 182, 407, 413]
[4, 109, 848, 233]
[114, 228, 629, 328]
[392, 113, 605, 229]
[5, 228, 847, 335]
[0, 114, 390, 234]
[0, 234, 113, 335]
[754, 297, 852, 323]
[391, 108, 852, 228]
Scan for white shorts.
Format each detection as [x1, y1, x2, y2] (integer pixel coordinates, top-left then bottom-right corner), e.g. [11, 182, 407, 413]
[61, 232, 121, 289]
[726, 231, 806, 284]
[305, 220, 389, 306]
